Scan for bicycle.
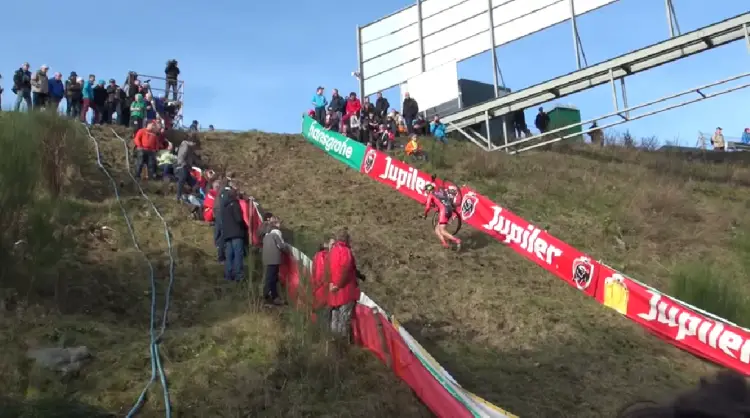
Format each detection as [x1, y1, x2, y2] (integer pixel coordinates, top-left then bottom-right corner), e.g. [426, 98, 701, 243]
[427, 175, 463, 236]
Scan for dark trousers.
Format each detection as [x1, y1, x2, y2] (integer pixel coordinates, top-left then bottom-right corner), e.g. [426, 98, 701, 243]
[135, 150, 157, 180]
[224, 238, 245, 281]
[264, 264, 280, 300]
[175, 166, 196, 200]
[165, 79, 178, 101]
[66, 98, 81, 118]
[214, 222, 224, 262]
[120, 103, 131, 126]
[49, 97, 62, 112]
[32, 92, 48, 110]
[131, 117, 144, 136]
[314, 106, 326, 125]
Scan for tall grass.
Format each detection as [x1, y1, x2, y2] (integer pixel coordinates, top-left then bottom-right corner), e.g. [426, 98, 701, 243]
[669, 263, 749, 327]
[0, 111, 87, 299]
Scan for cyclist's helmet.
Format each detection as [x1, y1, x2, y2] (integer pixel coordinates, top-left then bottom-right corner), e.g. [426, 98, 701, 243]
[425, 183, 435, 193]
[446, 185, 458, 195]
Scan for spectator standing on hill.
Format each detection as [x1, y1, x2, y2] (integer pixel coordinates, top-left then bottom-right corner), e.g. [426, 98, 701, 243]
[81, 74, 96, 123]
[329, 88, 346, 119]
[711, 127, 726, 151]
[402, 93, 419, 134]
[311, 238, 333, 312]
[165, 60, 180, 101]
[312, 87, 327, 125]
[535, 107, 550, 134]
[213, 180, 234, 262]
[93, 80, 107, 124]
[30, 65, 49, 110]
[13, 63, 32, 111]
[130, 93, 147, 133]
[0, 74, 3, 110]
[430, 116, 447, 144]
[175, 135, 202, 202]
[263, 216, 289, 306]
[65, 75, 83, 118]
[742, 128, 750, 145]
[375, 91, 390, 120]
[341, 92, 362, 133]
[48, 72, 65, 112]
[221, 188, 248, 282]
[105, 79, 121, 124]
[133, 122, 163, 180]
[512, 109, 531, 138]
[362, 96, 375, 118]
[327, 228, 362, 341]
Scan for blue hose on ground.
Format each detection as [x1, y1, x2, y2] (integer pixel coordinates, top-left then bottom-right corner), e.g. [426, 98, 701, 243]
[111, 129, 176, 418]
[84, 126, 173, 417]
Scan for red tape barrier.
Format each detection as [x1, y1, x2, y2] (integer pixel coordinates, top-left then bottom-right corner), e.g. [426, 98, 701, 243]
[358, 146, 750, 375]
[244, 200, 476, 417]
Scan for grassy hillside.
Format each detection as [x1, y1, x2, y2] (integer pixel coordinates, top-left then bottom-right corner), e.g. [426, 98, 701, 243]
[198, 131, 750, 417]
[4, 112, 749, 417]
[0, 113, 429, 418]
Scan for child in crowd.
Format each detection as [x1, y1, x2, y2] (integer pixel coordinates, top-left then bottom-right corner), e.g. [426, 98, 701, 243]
[156, 142, 177, 181]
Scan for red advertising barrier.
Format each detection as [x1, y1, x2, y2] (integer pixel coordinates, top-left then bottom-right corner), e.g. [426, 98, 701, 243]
[246, 201, 475, 417]
[457, 187, 602, 299]
[360, 147, 450, 205]
[353, 150, 750, 375]
[597, 265, 750, 374]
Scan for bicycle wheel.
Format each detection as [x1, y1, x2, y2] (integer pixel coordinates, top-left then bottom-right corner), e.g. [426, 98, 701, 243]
[432, 211, 462, 236]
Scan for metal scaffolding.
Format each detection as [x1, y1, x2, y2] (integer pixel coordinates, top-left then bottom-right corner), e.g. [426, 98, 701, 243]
[440, 12, 750, 150]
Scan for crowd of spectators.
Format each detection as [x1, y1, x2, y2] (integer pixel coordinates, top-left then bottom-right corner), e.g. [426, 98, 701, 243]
[1, 61, 183, 133]
[310, 87, 447, 152]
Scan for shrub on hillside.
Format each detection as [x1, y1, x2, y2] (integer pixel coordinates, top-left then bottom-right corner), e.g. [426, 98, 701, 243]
[0, 111, 87, 288]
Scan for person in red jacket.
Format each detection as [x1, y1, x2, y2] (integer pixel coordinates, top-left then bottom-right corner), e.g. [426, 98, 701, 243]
[327, 228, 361, 340]
[202, 181, 220, 222]
[133, 122, 165, 180]
[311, 238, 333, 311]
[340, 92, 362, 133]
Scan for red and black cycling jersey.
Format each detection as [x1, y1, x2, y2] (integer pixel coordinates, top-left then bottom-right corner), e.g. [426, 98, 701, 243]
[424, 191, 453, 216]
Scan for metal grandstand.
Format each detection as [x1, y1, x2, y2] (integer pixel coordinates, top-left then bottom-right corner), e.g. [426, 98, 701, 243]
[355, 0, 750, 154]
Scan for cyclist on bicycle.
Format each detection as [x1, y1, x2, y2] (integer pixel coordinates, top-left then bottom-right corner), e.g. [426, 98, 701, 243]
[423, 183, 461, 249]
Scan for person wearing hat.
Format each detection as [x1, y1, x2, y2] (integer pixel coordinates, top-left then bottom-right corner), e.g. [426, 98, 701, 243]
[105, 79, 121, 124]
[311, 86, 327, 125]
[711, 127, 725, 152]
[65, 72, 82, 118]
[30, 64, 49, 110]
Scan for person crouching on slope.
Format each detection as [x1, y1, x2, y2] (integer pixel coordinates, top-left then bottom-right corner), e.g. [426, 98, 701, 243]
[327, 228, 362, 342]
[156, 141, 177, 180]
[133, 122, 165, 180]
[405, 134, 428, 161]
[221, 188, 248, 282]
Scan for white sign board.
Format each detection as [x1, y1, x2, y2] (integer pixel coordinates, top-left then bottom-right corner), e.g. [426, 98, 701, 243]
[399, 61, 459, 111]
[361, 0, 621, 96]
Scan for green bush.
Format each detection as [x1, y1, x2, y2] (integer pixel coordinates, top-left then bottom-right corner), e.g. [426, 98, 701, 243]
[0, 111, 87, 289]
[669, 263, 749, 327]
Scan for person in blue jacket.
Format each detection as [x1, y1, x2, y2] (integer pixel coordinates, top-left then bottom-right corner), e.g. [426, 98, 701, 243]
[430, 115, 447, 144]
[311, 86, 327, 125]
[742, 128, 750, 145]
[81, 74, 95, 123]
[47, 72, 65, 112]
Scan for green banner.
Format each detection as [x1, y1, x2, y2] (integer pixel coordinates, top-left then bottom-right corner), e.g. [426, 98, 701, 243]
[301, 116, 366, 170]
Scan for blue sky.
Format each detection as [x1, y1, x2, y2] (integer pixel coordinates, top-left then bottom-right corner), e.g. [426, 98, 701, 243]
[0, 0, 747, 144]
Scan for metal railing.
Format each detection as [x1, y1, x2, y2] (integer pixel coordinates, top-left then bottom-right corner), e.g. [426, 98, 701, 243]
[455, 71, 750, 154]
